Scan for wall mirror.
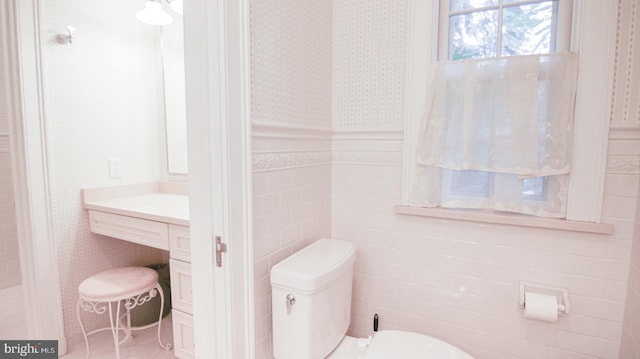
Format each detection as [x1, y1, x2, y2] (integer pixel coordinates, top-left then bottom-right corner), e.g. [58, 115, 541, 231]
[162, 15, 188, 175]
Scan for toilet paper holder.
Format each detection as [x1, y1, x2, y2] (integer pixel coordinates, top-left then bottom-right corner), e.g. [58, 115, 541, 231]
[518, 281, 570, 314]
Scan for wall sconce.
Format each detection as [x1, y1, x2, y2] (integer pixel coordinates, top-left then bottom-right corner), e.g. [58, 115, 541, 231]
[136, 0, 183, 26]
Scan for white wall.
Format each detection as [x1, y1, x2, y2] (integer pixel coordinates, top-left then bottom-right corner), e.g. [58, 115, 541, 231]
[250, 0, 334, 357]
[332, 1, 638, 359]
[620, 153, 640, 358]
[251, 0, 640, 358]
[332, 140, 635, 359]
[0, 142, 19, 289]
[617, 1, 640, 357]
[37, 0, 166, 340]
[0, 19, 20, 288]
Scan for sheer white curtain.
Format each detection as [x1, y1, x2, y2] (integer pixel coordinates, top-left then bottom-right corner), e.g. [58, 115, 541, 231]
[408, 52, 579, 218]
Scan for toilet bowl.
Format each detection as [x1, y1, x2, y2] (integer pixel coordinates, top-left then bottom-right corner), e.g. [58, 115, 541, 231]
[270, 238, 474, 359]
[328, 330, 473, 359]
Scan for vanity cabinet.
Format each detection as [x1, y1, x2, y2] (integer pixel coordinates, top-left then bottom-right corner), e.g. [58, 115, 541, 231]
[169, 225, 194, 359]
[172, 309, 195, 359]
[82, 184, 193, 358]
[88, 210, 170, 250]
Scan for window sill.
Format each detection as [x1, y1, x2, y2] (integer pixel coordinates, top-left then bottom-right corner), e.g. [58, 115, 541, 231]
[395, 205, 614, 235]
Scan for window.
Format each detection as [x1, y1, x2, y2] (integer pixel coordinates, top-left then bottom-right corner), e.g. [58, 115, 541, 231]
[402, 1, 616, 224]
[438, 0, 573, 60]
[406, 0, 578, 218]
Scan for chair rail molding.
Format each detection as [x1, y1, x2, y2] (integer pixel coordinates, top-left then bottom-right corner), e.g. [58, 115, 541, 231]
[606, 155, 640, 174]
[252, 150, 332, 172]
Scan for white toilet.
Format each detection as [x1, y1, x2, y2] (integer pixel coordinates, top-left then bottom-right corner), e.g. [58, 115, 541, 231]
[270, 238, 475, 359]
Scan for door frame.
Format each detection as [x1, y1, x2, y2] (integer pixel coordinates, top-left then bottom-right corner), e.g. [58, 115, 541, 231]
[184, 0, 254, 357]
[2, 0, 67, 353]
[5, 0, 254, 357]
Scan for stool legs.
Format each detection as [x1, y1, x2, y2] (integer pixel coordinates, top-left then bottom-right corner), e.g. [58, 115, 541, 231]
[108, 300, 123, 358]
[77, 283, 170, 359]
[77, 298, 129, 359]
[155, 283, 171, 351]
[75, 299, 92, 359]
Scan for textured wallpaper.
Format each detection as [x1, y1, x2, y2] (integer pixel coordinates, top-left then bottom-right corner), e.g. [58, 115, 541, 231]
[38, 0, 166, 339]
[611, 0, 640, 128]
[333, 0, 407, 130]
[250, 0, 333, 129]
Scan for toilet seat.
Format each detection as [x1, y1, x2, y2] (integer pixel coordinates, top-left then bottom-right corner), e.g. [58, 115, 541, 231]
[326, 336, 368, 359]
[328, 330, 474, 359]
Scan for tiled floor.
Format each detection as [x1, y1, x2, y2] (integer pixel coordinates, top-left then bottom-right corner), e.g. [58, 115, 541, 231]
[0, 284, 28, 339]
[62, 314, 176, 359]
[0, 285, 176, 358]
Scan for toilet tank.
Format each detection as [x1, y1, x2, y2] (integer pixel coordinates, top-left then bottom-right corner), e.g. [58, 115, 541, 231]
[271, 238, 356, 359]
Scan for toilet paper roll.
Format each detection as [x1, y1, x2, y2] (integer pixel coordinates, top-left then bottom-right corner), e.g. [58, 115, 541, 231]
[524, 292, 558, 322]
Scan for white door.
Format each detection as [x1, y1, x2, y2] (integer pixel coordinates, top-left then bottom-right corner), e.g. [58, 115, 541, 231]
[184, 1, 254, 358]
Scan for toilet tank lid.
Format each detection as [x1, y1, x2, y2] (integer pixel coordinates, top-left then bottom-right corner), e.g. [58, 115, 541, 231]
[270, 239, 356, 293]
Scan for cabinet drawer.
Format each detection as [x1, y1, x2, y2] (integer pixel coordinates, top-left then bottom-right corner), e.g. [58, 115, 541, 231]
[172, 310, 194, 359]
[88, 210, 169, 250]
[169, 225, 191, 262]
[170, 259, 192, 314]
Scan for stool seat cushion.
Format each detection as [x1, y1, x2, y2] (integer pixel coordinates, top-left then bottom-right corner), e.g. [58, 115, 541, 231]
[79, 267, 159, 302]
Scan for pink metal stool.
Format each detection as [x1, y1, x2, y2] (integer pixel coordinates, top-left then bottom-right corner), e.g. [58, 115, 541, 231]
[76, 266, 171, 358]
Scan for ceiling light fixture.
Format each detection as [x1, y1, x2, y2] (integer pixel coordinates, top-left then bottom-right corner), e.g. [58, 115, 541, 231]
[169, 0, 183, 15]
[136, 1, 172, 26]
[136, 0, 183, 26]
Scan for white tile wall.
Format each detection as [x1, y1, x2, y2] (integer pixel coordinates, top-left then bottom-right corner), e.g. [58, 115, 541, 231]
[252, 134, 332, 358]
[621, 213, 640, 358]
[38, 0, 166, 340]
[332, 137, 635, 359]
[620, 141, 640, 358]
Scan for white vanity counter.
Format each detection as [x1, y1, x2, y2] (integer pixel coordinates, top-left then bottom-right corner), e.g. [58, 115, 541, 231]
[82, 182, 190, 250]
[84, 193, 189, 226]
[83, 181, 189, 223]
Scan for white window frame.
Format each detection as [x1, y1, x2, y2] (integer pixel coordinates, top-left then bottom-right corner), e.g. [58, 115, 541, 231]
[437, 0, 574, 60]
[402, 1, 616, 224]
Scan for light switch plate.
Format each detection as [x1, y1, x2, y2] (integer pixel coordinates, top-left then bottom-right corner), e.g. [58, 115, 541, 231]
[108, 158, 122, 179]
